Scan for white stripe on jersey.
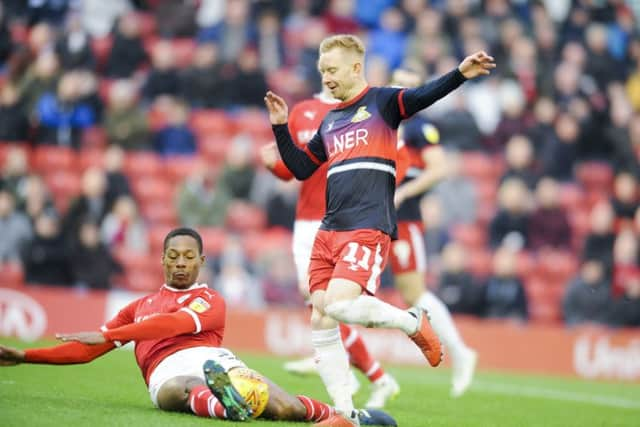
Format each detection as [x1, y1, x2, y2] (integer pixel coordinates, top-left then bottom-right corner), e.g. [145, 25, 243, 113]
[100, 325, 123, 347]
[366, 243, 384, 294]
[327, 162, 396, 178]
[180, 307, 202, 334]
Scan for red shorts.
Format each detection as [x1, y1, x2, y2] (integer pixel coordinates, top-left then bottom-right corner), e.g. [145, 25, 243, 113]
[389, 221, 427, 274]
[308, 229, 391, 295]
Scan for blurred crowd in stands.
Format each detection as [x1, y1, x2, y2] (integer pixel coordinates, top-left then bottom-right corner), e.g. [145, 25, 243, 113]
[0, 0, 638, 328]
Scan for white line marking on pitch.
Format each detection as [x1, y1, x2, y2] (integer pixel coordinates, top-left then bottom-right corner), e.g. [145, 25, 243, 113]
[473, 380, 640, 410]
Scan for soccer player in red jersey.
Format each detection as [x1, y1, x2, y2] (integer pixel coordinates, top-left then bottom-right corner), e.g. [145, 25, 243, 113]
[265, 34, 494, 426]
[390, 68, 477, 398]
[260, 86, 400, 408]
[0, 228, 397, 426]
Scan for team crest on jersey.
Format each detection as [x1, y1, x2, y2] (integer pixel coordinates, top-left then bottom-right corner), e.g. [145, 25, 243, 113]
[188, 297, 211, 313]
[422, 124, 440, 144]
[351, 106, 372, 123]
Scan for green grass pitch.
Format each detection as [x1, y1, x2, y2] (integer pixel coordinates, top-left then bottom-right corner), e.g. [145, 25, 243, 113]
[1, 339, 638, 426]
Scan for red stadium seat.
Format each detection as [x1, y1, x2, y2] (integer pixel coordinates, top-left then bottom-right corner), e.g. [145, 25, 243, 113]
[44, 170, 82, 213]
[134, 12, 157, 38]
[148, 107, 168, 131]
[9, 22, 28, 44]
[558, 183, 585, 212]
[516, 251, 535, 277]
[123, 151, 163, 178]
[451, 223, 486, 250]
[476, 181, 498, 205]
[125, 269, 163, 292]
[162, 156, 198, 183]
[242, 228, 292, 260]
[92, 36, 113, 71]
[234, 109, 273, 140]
[226, 201, 267, 233]
[140, 201, 178, 226]
[32, 146, 76, 173]
[461, 152, 497, 181]
[199, 227, 228, 256]
[148, 224, 175, 254]
[536, 249, 578, 284]
[199, 135, 232, 165]
[190, 110, 234, 138]
[575, 161, 613, 194]
[529, 299, 562, 324]
[81, 126, 108, 150]
[171, 38, 197, 68]
[131, 175, 174, 205]
[0, 262, 25, 288]
[78, 148, 105, 171]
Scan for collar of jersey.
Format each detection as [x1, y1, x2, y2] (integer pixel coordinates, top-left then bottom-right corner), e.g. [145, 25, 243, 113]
[334, 86, 370, 110]
[162, 283, 208, 292]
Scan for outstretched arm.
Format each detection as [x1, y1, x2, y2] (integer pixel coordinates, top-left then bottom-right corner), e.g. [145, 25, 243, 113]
[395, 145, 447, 208]
[57, 310, 204, 345]
[265, 91, 324, 180]
[0, 342, 115, 366]
[401, 51, 495, 118]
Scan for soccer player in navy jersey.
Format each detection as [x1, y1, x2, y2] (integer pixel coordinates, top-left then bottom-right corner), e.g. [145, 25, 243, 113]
[265, 34, 494, 426]
[0, 227, 397, 426]
[390, 68, 477, 398]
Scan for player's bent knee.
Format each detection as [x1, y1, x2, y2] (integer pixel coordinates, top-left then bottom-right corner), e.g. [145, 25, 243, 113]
[324, 300, 352, 322]
[156, 377, 191, 412]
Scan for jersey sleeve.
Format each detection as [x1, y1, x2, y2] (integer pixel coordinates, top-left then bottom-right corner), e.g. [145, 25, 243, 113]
[375, 87, 404, 130]
[100, 298, 139, 347]
[180, 290, 226, 335]
[272, 124, 323, 180]
[270, 160, 295, 181]
[24, 341, 116, 365]
[305, 131, 327, 163]
[377, 69, 466, 129]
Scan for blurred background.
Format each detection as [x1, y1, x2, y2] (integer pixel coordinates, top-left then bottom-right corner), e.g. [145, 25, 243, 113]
[0, 0, 638, 376]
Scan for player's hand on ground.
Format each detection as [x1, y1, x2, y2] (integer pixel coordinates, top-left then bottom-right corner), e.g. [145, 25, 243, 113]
[259, 142, 279, 169]
[56, 331, 107, 345]
[458, 51, 496, 79]
[0, 345, 25, 365]
[264, 91, 288, 125]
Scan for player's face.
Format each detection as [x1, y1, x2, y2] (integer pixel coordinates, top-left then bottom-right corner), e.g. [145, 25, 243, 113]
[318, 47, 360, 101]
[162, 235, 205, 288]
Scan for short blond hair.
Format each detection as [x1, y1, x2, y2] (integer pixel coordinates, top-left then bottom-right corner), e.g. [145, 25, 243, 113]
[319, 34, 366, 57]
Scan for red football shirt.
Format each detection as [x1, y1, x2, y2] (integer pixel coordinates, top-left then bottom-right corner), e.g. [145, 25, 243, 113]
[102, 283, 225, 385]
[270, 96, 336, 221]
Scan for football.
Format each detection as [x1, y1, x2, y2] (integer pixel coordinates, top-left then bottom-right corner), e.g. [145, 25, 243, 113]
[228, 367, 270, 418]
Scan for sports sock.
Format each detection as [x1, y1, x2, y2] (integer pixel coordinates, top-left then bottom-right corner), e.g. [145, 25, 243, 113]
[325, 295, 418, 335]
[417, 292, 468, 361]
[189, 385, 226, 418]
[312, 327, 354, 415]
[296, 395, 335, 422]
[340, 323, 384, 382]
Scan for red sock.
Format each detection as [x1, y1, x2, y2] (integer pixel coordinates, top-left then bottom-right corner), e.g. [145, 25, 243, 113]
[188, 385, 226, 418]
[297, 395, 335, 422]
[340, 323, 385, 382]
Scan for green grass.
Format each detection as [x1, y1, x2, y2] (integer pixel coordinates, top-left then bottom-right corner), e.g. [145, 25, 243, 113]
[1, 338, 639, 426]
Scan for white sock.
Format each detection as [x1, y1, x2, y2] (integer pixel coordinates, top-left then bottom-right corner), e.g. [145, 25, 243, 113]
[312, 327, 354, 415]
[325, 295, 418, 335]
[417, 292, 469, 362]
